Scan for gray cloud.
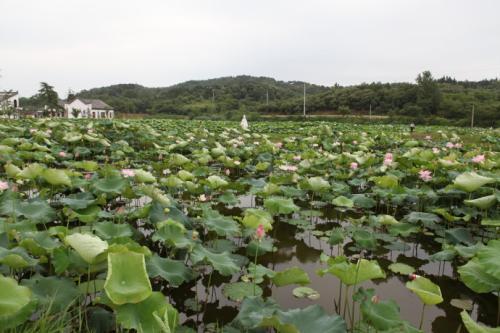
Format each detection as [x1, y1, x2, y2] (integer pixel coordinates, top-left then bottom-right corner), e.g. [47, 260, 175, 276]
[1, 0, 499, 96]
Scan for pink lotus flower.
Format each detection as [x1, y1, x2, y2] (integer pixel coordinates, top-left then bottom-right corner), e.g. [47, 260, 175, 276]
[0, 181, 8, 191]
[275, 142, 283, 149]
[293, 155, 301, 161]
[121, 169, 135, 178]
[383, 158, 393, 166]
[199, 194, 207, 202]
[409, 273, 418, 281]
[432, 147, 440, 154]
[350, 162, 358, 170]
[446, 142, 454, 148]
[419, 170, 432, 182]
[84, 172, 93, 180]
[58, 151, 67, 158]
[454, 143, 462, 149]
[279, 164, 298, 172]
[472, 154, 485, 164]
[352, 140, 358, 145]
[384, 152, 393, 160]
[256, 224, 265, 240]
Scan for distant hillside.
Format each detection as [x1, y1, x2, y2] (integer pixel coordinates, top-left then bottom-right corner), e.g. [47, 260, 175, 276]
[76, 76, 329, 116]
[21, 74, 500, 126]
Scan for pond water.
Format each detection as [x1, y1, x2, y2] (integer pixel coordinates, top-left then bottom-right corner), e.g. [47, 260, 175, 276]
[161, 195, 498, 332]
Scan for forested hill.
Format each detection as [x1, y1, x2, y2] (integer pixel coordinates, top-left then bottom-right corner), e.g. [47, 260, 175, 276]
[74, 73, 499, 126]
[77, 76, 329, 116]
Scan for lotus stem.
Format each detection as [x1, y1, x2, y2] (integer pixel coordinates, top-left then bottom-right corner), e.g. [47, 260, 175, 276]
[418, 303, 426, 330]
[253, 242, 260, 296]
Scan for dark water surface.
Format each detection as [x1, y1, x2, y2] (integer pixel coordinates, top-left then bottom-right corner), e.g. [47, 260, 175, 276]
[162, 196, 497, 333]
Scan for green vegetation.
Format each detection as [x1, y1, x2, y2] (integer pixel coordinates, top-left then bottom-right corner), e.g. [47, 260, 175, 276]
[19, 73, 500, 126]
[0, 119, 498, 332]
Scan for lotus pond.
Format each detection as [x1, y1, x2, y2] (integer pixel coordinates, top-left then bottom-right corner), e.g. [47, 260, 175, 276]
[0, 119, 499, 333]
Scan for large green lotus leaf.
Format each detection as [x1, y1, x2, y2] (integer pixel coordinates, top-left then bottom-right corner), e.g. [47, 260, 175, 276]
[105, 251, 152, 305]
[264, 196, 300, 215]
[152, 219, 193, 249]
[325, 258, 386, 286]
[223, 282, 263, 301]
[328, 228, 345, 246]
[65, 233, 108, 264]
[375, 175, 399, 189]
[455, 243, 484, 259]
[351, 194, 376, 209]
[17, 163, 44, 180]
[17, 198, 56, 223]
[0, 246, 38, 269]
[445, 227, 474, 245]
[272, 266, 310, 287]
[21, 275, 79, 313]
[477, 240, 500, 277]
[93, 176, 126, 194]
[206, 175, 228, 189]
[5, 163, 21, 178]
[332, 196, 354, 208]
[190, 244, 239, 276]
[482, 217, 500, 227]
[388, 263, 415, 275]
[134, 169, 156, 183]
[0, 275, 36, 329]
[61, 192, 96, 210]
[68, 205, 101, 224]
[306, 176, 330, 192]
[63, 132, 82, 142]
[353, 229, 378, 250]
[454, 172, 495, 192]
[458, 258, 500, 293]
[177, 170, 194, 181]
[72, 160, 99, 171]
[405, 212, 441, 225]
[378, 214, 400, 226]
[202, 209, 240, 237]
[460, 310, 500, 333]
[146, 254, 195, 287]
[242, 208, 273, 231]
[360, 299, 403, 331]
[388, 223, 420, 237]
[93, 221, 134, 240]
[42, 168, 72, 186]
[19, 231, 60, 256]
[464, 195, 497, 210]
[406, 276, 443, 305]
[169, 153, 190, 166]
[113, 291, 179, 333]
[265, 305, 347, 333]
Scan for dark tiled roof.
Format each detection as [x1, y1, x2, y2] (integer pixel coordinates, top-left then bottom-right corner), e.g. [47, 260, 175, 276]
[80, 98, 113, 110]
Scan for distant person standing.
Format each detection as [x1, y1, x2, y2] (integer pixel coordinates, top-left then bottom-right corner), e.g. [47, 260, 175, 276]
[410, 122, 415, 133]
[240, 114, 249, 130]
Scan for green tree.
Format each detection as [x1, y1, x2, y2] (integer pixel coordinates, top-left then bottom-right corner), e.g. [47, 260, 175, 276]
[38, 82, 60, 116]
[416, 71, 441, 115]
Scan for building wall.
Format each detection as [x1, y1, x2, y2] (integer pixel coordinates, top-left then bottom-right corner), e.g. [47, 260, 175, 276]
[65, 99, 91, 119]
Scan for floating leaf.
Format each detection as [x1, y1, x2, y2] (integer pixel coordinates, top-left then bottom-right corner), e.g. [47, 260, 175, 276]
[223, 282, 262, 301]
[388, 263, 415, 275]
[292, 287, 320, 300]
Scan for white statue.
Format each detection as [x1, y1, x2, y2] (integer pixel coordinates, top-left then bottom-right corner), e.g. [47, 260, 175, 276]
[240, 114, 249, 130]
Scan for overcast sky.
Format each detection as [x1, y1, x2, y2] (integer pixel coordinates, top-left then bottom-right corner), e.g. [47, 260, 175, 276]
[1, 0, 499, 97]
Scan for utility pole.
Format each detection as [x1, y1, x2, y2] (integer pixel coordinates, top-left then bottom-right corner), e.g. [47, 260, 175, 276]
[369, 103, 372, 120]
[471, 104, 475, 128]
[303, 83, 306, 117]
[212, 89, 215, 104]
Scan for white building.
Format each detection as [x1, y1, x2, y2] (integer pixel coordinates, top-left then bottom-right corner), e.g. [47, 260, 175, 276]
[0, 90, 20, 109]
[0, 91, 21, 118]
[63, 98, 114, 119]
